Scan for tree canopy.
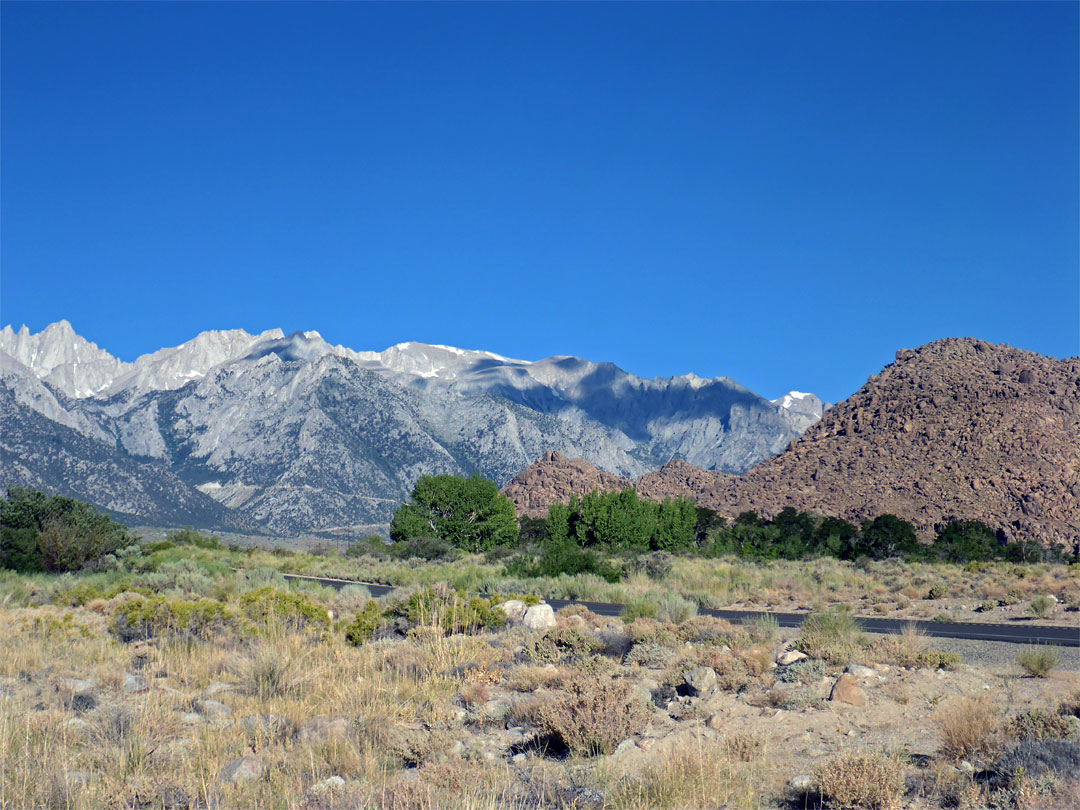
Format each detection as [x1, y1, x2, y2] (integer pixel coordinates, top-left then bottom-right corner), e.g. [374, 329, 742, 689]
[389, 474, 519, 553]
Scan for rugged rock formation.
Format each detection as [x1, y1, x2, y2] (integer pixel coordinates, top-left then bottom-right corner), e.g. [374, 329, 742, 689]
[502, 451, 632, 518]
[506, 339, 1080, 547]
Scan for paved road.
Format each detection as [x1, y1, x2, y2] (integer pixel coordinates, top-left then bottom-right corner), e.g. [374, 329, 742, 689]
[281, 572, 1080, 647]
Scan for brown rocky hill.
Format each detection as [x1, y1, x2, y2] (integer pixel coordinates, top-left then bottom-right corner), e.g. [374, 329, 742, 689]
[503, 450, 631, 518]
[504, 339, 1080, 547]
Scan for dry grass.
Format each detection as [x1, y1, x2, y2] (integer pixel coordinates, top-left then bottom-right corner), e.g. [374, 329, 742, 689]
[936, 695, 1002, 763]
[535, 672, 651, 756]
[812, 750, 904, 810]
[608, 735, 766, 810]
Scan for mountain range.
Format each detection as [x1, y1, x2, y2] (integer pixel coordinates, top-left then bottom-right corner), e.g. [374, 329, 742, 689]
[504, 339, 1080, 548]
[0, 321, 822, 534]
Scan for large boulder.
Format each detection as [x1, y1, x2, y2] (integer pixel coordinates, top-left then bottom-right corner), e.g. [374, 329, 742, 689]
[496, 599, 528, 624]
[522, 604, 557, 631]
[219, 755, 265, 784]
[684, 667, 718, 697]
[829, 673, 867, 707]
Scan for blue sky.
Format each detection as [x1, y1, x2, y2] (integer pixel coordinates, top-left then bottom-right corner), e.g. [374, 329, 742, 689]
[2, 2, 1076, 403]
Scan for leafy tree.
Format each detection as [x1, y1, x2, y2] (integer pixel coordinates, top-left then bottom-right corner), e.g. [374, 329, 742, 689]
[653, 498, 698, 552]
[389, 474, 519, 553]
[857, 514, 920, 560]
[930, 520, 1000, 562]
[1, 487, 135, 573]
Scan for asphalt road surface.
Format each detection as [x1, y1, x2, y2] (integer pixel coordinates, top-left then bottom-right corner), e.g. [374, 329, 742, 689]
[280, 572, 1080, 648]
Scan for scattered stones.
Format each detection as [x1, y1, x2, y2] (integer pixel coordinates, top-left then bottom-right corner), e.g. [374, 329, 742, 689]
[496, 599, 527, 623]
[777, 650, 808, 666]
[296, 716, 351, 744]
[684, 666, 717, 697]
[522, 604, 557, 631]
[707, 713, 724, 731]
[219, 755, 265, 784]
[123, 673, 149, 694]
[829, 673, 867, 707]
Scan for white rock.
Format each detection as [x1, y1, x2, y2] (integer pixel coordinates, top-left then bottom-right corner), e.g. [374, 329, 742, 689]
[522, 604, 557, 631]
[219, 755, 265, 784]
[496, 599, 527, 623]
[123, 673, 149, 694]
[777, 652, 812, 665]
[845, 664, 878, 679]
[789, 774, 813, 792]
[311, 775, 346, 794]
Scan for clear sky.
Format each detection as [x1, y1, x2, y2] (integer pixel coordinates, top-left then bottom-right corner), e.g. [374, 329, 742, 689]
[2, 2, 1077, 403]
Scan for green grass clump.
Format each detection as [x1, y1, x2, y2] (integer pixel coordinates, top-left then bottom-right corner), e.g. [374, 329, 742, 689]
[795, 608, 865, 664]
[238, 587, 330, 632]
[113, 595, 230, 641]
[399, 585, 504, 634]
[1016, 645, 1060, 678]
[344, 600, 383, 646]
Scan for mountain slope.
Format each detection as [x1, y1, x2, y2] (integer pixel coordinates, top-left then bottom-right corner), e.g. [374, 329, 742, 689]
[0, 322, 822, 534]
[507, 339, 1080, 546]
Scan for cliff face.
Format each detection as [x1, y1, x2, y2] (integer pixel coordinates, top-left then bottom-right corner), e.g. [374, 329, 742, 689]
[506, 339, 1080, 547]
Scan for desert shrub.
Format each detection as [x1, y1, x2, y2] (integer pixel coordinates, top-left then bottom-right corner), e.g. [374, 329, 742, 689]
[166, 527, 221, 549]
[344, 535, 389, 557]
[238, 587, 330, 632]
[1005, 710, 1077, 743]
[937, 695, 1000, 762]
[1016, 645, 1060, 678]
[1028, 595, 1055, 618]
[926, 585, 948, 600]
[620, 595, 660, 622]
[1059, 691, 1080, 719]
[344, 600, 384, 646]
[387, 536, 461, 562]
[916, 649, 960, 670]
[523, 626, 600, 665]
[536, 673, 650, 756]
[626, 551, 674, 581]
[796, 608, 865, 664]
[700, 648, 754, 693]
[112, 595, 229, 642]
[812, 750, 903, 810]
[506, 539, 620, 582]
[975, 600, 997, 613]
[746, 613, 779, 645]
[992, 740, 1080, 785]
[237, 646, 299, 700]
[624, 641, 678, 669]
[775, 657, 825, 684]
[610, 741, 757, 809]
[398, 585, 503, 635]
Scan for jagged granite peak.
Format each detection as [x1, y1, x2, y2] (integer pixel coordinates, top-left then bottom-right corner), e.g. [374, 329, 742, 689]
[507, 338, 1080, 547]
[0, 320, 129, 398]
[0, 322, 823, 534]
[771, 390, 828, 434]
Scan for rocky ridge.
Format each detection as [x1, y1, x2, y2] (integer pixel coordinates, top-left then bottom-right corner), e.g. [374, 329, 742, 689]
[505, 339, 1080, 546]
[0, 322, 820, 533]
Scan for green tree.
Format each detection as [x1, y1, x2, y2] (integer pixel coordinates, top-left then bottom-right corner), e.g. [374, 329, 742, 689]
[0, 487, 134, 572]
[930, 520, 1000, 562]
[653, 497, 697, 551]
[389, 474, 519, 553]
[857, 514, 920, 560]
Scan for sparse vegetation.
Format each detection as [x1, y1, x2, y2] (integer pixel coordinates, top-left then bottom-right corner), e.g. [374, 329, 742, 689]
[812, 750, 904, 810]
[1016, 645, 1061, 678]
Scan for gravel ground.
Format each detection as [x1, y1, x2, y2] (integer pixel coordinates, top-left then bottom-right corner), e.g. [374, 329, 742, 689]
[863, 631, 1080, 671]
